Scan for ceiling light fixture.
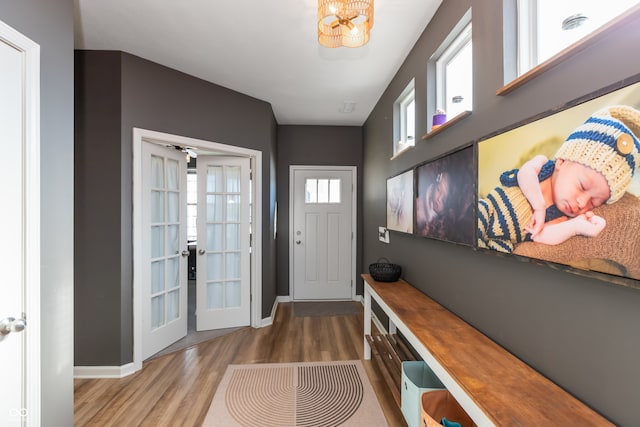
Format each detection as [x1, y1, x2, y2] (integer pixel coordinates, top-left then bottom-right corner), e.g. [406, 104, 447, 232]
[318, 0, 374, 48]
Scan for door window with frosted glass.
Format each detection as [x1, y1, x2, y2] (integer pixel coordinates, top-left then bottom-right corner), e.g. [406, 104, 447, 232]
[206, 165, 242, 309]
[150, 155, 181, 329]
[305, 178, 341, 204]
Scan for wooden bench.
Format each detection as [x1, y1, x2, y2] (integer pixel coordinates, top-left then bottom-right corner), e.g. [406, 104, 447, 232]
[362, 274, 613, 426]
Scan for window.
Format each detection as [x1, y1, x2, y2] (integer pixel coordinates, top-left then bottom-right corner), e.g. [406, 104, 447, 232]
[435, 22, 473, 121]
[305, 178, 341, 204]
[393, 79, 415, 157]
[517, 0, 639, 76]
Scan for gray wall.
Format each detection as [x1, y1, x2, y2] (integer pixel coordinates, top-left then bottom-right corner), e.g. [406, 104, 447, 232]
[363, 1, 640, 425]
[75, 50, 278, 365]
[74, 51, 124, 365]
[1, 0, 75, 425]
[276, 126, 363, 297]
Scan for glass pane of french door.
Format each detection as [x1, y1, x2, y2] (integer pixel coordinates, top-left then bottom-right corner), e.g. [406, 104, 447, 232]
[150, 155, 182, 328]
[205, 165, 242, 309]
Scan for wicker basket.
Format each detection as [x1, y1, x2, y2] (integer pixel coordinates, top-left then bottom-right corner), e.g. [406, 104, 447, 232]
[369, 258, 402, 282]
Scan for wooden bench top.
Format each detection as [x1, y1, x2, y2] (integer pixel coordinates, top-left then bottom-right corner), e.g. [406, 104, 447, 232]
[362, 274, 613, 426]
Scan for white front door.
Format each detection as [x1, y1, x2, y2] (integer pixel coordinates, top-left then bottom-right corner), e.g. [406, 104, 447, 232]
[141, 142, 188, 359]
[0, 21, 40, 426]
[291, 167, 354, 300]
[196, 156, 251, 330]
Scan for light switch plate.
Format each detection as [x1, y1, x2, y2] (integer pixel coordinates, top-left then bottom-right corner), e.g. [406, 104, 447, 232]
[378, 226, 389, 243]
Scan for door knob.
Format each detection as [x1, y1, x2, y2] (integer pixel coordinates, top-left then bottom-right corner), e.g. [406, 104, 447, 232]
[198, 249, 206, 255]
[181, 250, 190, 257]
[296, 240, 302, 245]
[0, 317, 26, 335]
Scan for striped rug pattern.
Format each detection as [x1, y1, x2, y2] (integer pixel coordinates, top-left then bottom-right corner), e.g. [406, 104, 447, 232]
[203, 360, 388, 426]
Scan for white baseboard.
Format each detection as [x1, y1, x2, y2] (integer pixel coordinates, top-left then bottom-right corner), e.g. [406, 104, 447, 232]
[74, 362, 136, 379]
[260, 296, 291, 327]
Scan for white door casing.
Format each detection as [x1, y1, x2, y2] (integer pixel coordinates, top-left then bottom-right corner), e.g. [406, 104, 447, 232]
[290, 166, 356, 300]
[196, 156, 251, 330]
[133, 128, 262, 373]
[141, 142, 188, 360]
[0, 20, 40, 426]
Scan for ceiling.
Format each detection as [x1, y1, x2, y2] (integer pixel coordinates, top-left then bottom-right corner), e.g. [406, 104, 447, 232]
[74, 0, 442, 126]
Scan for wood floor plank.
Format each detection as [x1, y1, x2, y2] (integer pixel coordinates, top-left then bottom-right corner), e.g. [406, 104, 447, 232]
[74, 302, 406, 427]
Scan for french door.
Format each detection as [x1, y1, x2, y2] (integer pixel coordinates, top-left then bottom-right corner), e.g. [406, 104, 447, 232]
[134, 129, 261, 371]
[196, 156, 251, 330]
[141, 142, 188, 359]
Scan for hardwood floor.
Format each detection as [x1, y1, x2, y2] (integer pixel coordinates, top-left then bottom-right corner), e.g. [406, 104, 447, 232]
[74, 302, 406, 426]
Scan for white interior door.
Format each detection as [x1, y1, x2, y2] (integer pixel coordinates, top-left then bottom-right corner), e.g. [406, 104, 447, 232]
[292, 168, 354, 300]
[196, 156, 251, 330]
[141, 142, 188, 359]
[0, 21, 39, 426]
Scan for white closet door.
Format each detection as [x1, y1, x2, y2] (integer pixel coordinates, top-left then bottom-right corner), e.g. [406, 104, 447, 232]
[0, 20, 40, 426]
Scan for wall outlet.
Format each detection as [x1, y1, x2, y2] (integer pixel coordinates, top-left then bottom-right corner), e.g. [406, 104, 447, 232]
[378, 226, 389, 244]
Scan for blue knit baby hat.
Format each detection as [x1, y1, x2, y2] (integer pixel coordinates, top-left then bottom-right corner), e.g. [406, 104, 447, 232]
[554, 105, 640, 203]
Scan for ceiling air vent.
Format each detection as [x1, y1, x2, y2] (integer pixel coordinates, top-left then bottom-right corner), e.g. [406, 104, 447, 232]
[562, 13, 588, 31]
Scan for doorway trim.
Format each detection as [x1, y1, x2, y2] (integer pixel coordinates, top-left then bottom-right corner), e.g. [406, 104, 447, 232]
[288, 165, 357, 301]
[132, 128, 262, 373]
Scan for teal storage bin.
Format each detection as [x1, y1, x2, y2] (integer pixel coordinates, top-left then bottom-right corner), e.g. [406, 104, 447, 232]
[401, 361, 445, 427]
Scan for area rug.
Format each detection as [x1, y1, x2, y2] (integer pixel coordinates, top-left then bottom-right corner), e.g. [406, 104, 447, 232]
[202, 360, 388, 427]
[293, 301, 360, 317]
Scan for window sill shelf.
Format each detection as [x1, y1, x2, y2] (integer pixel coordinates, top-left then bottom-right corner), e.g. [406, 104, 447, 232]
[497, 4, 640, 96]
[421, 110, 471, 141]
[390, 144, 415, 160]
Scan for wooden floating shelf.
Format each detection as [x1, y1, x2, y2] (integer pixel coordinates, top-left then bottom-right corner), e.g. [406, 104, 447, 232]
[422, 110, 472, 141]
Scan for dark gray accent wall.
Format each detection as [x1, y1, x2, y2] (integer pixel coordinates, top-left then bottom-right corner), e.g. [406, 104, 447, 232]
[362, 1, 640, 426]
[277, 126, 363, 297]
[75, 51, 124, 365]
[1, 0, 75, 424]
[75, 50, 278, 365]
